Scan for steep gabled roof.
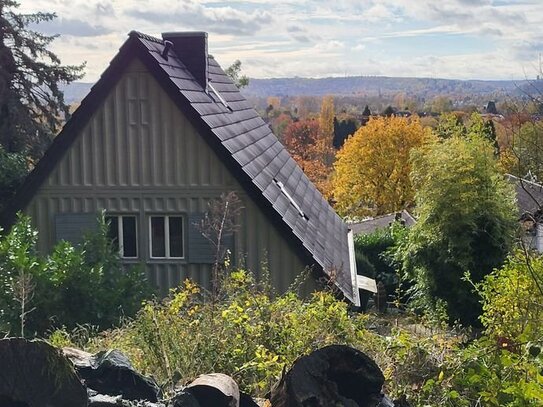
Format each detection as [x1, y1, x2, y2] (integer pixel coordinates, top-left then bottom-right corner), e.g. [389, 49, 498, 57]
[2, 31, 359, 304]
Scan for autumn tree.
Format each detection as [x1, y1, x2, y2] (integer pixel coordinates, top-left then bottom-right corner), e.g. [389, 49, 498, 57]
[332, 116, 432, 217]
[270, 112, 293, 142]
[401, 135, 517, 326]
[319, 96, 334, 140]
[0, 0, 85, 160]
[283, 119, 331, 196]
[316, 95, 335, 170]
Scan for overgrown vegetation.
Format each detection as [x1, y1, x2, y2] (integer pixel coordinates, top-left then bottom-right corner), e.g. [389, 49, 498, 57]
[0, 213, 152, 336]
[46, 258, 543, 405]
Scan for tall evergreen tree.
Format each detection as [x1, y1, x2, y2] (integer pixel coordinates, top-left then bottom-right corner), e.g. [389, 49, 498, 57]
[0, 0, 84, 160]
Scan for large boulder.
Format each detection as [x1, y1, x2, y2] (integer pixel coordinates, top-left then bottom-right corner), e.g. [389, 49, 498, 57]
[65, 348, 161, 402]
[0, 338, 87, 407]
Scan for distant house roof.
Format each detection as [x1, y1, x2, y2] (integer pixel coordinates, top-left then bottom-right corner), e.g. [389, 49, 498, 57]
[1, 31, 358, 304]
[349, 210, 416, 235]
[506, 174, 543, 220]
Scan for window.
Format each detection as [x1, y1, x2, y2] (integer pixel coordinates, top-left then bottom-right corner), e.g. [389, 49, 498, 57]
[149, 216, 184, 259]
[105, 215, 138, 258]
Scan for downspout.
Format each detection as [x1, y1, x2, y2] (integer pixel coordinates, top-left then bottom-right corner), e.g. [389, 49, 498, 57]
[347, 229, 361, 307]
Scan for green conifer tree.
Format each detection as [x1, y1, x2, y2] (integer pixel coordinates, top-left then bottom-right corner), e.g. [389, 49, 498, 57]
[0, 0, 84, 160]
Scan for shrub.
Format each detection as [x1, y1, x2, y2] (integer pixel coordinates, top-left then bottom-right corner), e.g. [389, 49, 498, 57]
[355, 221, 408, 296]
[0, 213, 152, 336]
[48, 265, 543, 405]
[84, 270, 369, 396]
[478, 250, 543, 344]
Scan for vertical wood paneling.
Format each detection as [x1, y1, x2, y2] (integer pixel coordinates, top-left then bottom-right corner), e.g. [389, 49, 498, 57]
[26, 58, 307, 297]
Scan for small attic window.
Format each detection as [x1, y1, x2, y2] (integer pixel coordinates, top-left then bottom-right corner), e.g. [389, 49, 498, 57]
[274, 178, 308, 220]
[208, 82, 231, 111]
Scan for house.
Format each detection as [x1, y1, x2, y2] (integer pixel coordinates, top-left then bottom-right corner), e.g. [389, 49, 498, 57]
[507, 174, 543, 252]
[1, 31, 373, 304]
[349, 210, 416, 236]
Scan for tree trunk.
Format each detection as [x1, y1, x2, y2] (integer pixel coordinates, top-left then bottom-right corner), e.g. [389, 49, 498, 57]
[186, 373, 240, 407]
[0, 338, 87, 407]
[270, 345, 384, 407]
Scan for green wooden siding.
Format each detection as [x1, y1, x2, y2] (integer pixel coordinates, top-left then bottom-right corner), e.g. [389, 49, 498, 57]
[24, 58, 308, 296]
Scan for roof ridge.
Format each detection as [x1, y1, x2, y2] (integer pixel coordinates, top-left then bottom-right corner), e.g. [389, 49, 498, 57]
[128, 30, 163, 44]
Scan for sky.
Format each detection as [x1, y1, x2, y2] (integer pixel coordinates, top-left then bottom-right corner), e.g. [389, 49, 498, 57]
[17, 0, 543, 83]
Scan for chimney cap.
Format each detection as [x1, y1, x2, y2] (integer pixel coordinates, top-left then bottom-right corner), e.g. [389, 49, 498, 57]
[162, 31, 207, 40]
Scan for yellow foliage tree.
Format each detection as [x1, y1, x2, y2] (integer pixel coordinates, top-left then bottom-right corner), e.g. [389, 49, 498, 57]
[332, 116, 433, 217]
[318, 95, 335, 172]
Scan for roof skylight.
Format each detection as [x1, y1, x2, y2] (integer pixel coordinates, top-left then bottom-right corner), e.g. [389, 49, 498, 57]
[208, 82, 231, 111]
[274, 178, 308, 220]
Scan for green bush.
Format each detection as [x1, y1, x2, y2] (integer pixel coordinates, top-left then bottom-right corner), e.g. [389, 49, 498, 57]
[402, 134, 517, 326]
[0, 213, 152, 336]
[355, 221, 408, 293]
[478, 250, 543, 343]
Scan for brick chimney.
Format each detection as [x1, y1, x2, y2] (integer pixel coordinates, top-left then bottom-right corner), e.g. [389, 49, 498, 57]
[161, 31, 208, 90]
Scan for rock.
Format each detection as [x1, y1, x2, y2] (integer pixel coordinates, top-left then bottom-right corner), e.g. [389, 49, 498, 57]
[270, 345, 384, 407]
[67, 348, 161, 402]
[378, 394, 395, 407]
[0, 338, 87, 407]
[88, 393, 123, 406]
[186, 373, 239, 407]
[89, 393, 167, 407]
[167, 390, 201, 407]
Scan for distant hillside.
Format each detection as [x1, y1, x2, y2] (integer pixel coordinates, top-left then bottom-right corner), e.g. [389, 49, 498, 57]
[62, 76, 534, 105]
[61, 82, 94, 104]
[242, 76, 522, 99]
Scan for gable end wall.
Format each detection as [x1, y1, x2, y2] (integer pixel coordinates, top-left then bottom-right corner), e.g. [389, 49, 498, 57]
[25, 59, 308, 295]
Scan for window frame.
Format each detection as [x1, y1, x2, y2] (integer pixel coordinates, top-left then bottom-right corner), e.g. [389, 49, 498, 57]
[148, 215, 185, 260]
[105, 214, 139, 259]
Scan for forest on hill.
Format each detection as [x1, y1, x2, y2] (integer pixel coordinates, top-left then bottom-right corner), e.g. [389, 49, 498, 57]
[61, 75, 533, 105]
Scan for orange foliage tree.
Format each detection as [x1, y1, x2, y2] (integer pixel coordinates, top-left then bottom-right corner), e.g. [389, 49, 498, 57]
[283, 119, 333, 196]
[332, 116, 433, 218]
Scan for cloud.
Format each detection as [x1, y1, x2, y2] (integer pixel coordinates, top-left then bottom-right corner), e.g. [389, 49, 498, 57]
[292, 34, 312, 43]
[95, 2, 114, 17]
[16, 0, 543, 81]
[31, 17, 113, 37]
[125, 1, 272, 36]
[287, 25, 304, 33]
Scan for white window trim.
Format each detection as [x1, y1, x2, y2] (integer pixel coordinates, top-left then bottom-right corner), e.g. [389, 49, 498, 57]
[107, 215, 138, 259]
[149, 215, 185, 259]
